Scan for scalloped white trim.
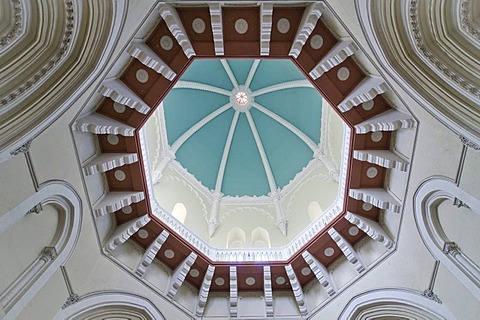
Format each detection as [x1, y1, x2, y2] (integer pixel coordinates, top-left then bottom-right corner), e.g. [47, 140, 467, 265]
[285, 264, 308, 316]
[99, 79, 150, 114]
[229, 266, 238, 317]
[94, 191, 145, 217]
[167, 252, 197, 299]
[353, 149, 409, 171]
[208, 3, 224, 55]
[73, 113, 135, 136]
[302, 250, 336, 296]
[135, 230, 169, 277]
[158, 4, 195, 58]
[345, 211, 394, 249]
[260, 3, 273, 56]
[310, 40, 359, 79]
[126, 40, 176, 80]
[83, 153, 138, 176]
[328, 228, 366, 273]
[355, 109, 416, 134]
[349, 188, 402, 213]
[263, 266, 274, 317]
[196, 265, 215, 318]
[104, 214, 150, 254]
[337, 76, 389, 113]
[289, 2, 326, 58]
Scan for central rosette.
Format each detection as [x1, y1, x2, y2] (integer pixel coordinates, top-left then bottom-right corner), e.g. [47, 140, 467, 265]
[231, 85, 253, 112]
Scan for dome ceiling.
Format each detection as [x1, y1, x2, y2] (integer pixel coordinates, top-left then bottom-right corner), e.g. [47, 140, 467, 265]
[160, 58, 323, 197]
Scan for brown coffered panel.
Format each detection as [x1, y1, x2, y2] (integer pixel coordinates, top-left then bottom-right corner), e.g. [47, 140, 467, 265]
[270, 7, 305, 56]
[176, 7, 215, 56]
[223, 7, 260, 55]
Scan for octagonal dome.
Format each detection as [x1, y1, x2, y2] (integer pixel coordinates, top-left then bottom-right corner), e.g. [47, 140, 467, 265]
[160, 58, 322, 197]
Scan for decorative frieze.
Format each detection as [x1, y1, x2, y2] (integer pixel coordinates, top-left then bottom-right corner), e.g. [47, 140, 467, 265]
[98, 79, 150, 114]
[126, 40, 176, 80]
[208, 3, 224, 55]
[353, 149, 409, 171]
[73, 113, 135, 136]
[349, 188, 402, 213]
[345, 211, 394, 249]
[328, 228, 366, 273]
[167, 252, 197, 299]
[93, 191, 145, 217]
[289, 2, 326, 58]
[195, 265, 215, 318]
[158, 4, 196, 58]
[301, 251, 336, 296]
[135, 230, 169, 277]
[230, 266, 238, 317]
[104, 214, 150, 254]
[337, 76, 389, 113]
[285, 264, 308, 317]
[260, 3, 273, 56]
[83, 153, 138, 176]
[310, 40, 359, 79]
[263, 266, 274, 317]
[354, 109, 416, 134]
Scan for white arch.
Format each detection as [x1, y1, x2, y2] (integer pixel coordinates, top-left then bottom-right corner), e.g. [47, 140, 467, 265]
[53, 291, 165, 320]
[227, 227, 246, 249]
[0, 180, 82, 320]
[414, 176, 480, 299]
[339, 288, 456, 320]
[251, 227, 271, 248]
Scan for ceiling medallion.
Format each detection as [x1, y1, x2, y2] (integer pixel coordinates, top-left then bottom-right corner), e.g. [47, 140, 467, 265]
[337, 67, 350, 81]
[192, 18, 206, 34]
[189, 268, 200, 278]
[113, 102, 126, 113]
[164, 249, 175, 259]
[215, 277, 225, 286]
[160, 35, 173, 51]
[277, 18, 290, 34]
[324, 247, 335, 257]
[301, 267, 311, 276]
[107, 134, 119, 145]
[136, 69, 149, 83]
[235, 92, 248, 105]
[245, 277, 256, 286]
[371, 131, 383, 142]
[235, 18, 249, 34]
[310, 34, 324, 49]
[231, 85, 253, 112]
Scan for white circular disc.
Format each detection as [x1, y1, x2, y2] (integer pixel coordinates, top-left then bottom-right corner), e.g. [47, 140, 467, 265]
[301, 267, 311, 276]
[275, 276, 286, 285]
[277, 18, 290, 34]
[190, 268, 200, 278]
[245, 276, 256, 286]
[113, 102, 126, 113]
[136, 69, 149, 83]
[337, 67, 350, 81]
[366, 167, 378, 178]
[107, 134, 119, 145]
[114, 170, 126, 181]
[192, 18, 206, 34]
[371, 131, 383, 142]
[235, 18, 249, 34]
[362, 202, 373, 211]
[122, 205, 132, 214]
[160, 35, 173, 51]
[164, 249, 175, 259]
[215, 277, 225, 286]
[138, 229, 149, 239]
[348, 226, 359, 236]
[310, 34, 324, 49]
[324, 247, 335, 257]
[362, 100, 374, 111]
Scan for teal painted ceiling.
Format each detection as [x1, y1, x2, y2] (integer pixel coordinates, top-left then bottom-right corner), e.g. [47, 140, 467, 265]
[162, 59, 323, 196]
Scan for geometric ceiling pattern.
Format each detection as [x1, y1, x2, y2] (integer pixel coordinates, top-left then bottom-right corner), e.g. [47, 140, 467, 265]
[160, 58, 323, 197]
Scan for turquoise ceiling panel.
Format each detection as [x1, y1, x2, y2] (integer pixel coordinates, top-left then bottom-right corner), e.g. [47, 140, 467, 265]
[163, 88, 229, 145]
[222, 114, 270, 196]
[176, 109, 235, 190]
[249, 59, 306, 91]
[251, 108, 313, 188]
[254, 88, 322, 143]
[227, 60, 254, 85]
[180, 59, 233, 90]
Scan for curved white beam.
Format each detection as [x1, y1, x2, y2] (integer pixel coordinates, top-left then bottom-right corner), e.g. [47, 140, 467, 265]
[245, 110, 277, 192]
[245, 59, 260, 88]
[251, 79, 313, 97]
[171, 103, 231, 153]
[215, 110, 240, 192]
[251, 102, 317, 151]
[174, 80, 231, 96]
[220, 59, 239, 89]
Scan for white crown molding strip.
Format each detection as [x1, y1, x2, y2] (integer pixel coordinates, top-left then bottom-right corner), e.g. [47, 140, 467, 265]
[104, 214, 151, 254]
[252, 102, 318, 151]
[285, 264, 308, 317]
[309, 40, 359, 79]
[263, 266, 274, 317]
[72, 113, 135, 136]
[220, 59, 239, 89]
[171, 102, 231, 153]
[337, 76, 389, 113]
[93, 191, 145, 217]
[230, 266, 238, 318]
[135, 230, 169, 277]
[158, 4, 195, 58]
[126, 40, 176, 80]
[354, 109, 416, 134]
[252, 79, 313, 97]
[208, 3, 224, 56]
[328, 228, 366, 273]
[173, 80, 231, 96]
[301, 250, 336, 296]
[289, 2, 326, 58]
[349, 188, 402, 213]
[260, 3, 273, 56]
[99, 79, 150, 114]
[167, 252, 197, 299]
[245, 59, 260, 88]
[215, 110, 240, 192]
[353, 149, 409, 171]
[345, 211, 394, 249]
[83, 153, 138, 176]
[195, 265, 215, 318]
